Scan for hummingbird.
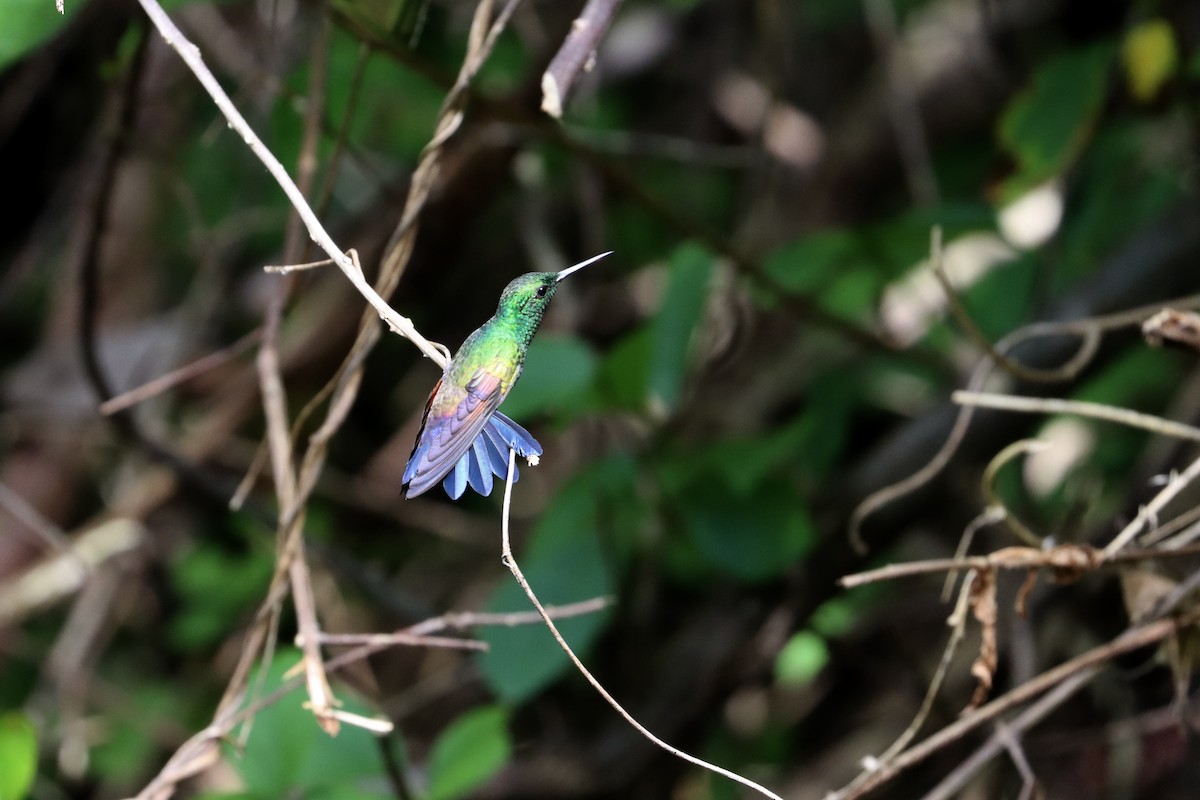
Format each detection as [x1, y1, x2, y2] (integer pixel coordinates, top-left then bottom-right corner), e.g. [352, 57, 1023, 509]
[401, 252, 611, 500]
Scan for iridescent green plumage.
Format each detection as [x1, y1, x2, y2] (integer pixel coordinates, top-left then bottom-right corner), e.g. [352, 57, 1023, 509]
[401, 253, 610, 499]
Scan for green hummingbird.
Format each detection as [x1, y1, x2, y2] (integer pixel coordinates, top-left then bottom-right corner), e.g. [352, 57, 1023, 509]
[401, 252, 611, 499]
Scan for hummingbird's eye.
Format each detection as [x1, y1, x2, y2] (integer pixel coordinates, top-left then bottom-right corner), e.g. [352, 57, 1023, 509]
[535, 285, 548, 298]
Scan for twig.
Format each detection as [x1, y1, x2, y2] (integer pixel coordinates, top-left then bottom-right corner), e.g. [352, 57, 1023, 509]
[981, 439, 1048, 547]
[917, 673, 1085, 800]
[312, 598, 612, 649]
[540, 0, 624, 118]
[840, 541, 1200, 588]
[133, 0, 448, 367]
[0, 519, 144, 626]
[316, 634, 479, 652]
[288, 553, 338, 733]
[840, 575, 977, 798]
[263, 259, 335, 274]
[1104, 452, 1200, 556]
[952, 391, 1200, 443]
[1138, 501, 1200, 548]
[863, 0, 938, 206]
[99, 329, 262, 415]
[130, 594, 604, 800]
[836, 608, 1200, 799]
[847, 294, 1200, 550]
[407, 597, 612, 633]
[498, 450, 783, 800]
[942, 506, 1006, 601]
[928, 227, 1059, 383]
[0, 481, 76, 556]
[848, 323, 1101, 552]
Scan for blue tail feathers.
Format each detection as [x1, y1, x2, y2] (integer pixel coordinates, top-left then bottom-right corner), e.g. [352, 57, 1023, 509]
[439, 412, 542, 499]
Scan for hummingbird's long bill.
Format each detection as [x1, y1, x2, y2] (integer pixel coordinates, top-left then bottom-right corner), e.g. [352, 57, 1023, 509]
[556, 251, 612, 282]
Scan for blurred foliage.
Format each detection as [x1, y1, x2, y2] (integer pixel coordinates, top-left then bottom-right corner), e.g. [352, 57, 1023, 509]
[218, 650, 389, 799]
[0, 713, 36, 800]
[0, 0, 82, 69]
[4, 0, 1200, 798]
[425, 705, 510, 800]
[998, 43, 1113, 197]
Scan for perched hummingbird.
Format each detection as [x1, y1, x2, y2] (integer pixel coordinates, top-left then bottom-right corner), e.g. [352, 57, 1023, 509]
[401, 252, 611, 500]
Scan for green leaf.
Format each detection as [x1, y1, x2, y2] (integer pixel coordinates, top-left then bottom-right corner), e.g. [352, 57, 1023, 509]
[764, 229, 859, 295]
[168, 546, 274, 652]
[695, 377, 853, 493]
[0, 713, 36, 800]
[90, 681, 185, 783]
[426, 706, 511, 800]
[233, 650, 387, 797]
[998, 43, 1113, 196]
[479, 470, 616, 703]
[500, 336, 598, 420]
[0, 0, 84, 70]
[1121, 19, 1177, 102]
[762, 204, 994, 316]
[774, 631, 829, 687]
[592, 327, 652, 411]
[679, 480, 815, 582]
[649, 242, 714, 413]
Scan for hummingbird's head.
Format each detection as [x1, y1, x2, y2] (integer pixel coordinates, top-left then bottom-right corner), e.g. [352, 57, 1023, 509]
[497, 272, 560, 323]
[496, 252, 612, 323]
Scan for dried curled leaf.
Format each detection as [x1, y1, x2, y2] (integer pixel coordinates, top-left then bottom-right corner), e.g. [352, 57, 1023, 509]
[968, 568, 999, 708]
[1119, 567, 1178, 623]
[1015, 568, 1039, 618]
[1143, 308, 1200, 353]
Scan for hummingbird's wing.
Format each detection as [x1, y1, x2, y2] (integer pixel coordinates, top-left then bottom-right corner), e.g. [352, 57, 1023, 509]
[401, 368, 506, 498]
[440, 411, 546, 499]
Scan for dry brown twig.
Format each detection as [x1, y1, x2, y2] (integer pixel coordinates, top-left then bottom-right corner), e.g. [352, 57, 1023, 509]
[848, 227, 1200, 553]
[540, 0, 624, 118]
[836, 573, 978, 800]
[98, 329, 262, 415]
[133, 0, 448, 366]
[831, 606, 1200, 799]
[953, 390, 1200, 443]
[836, 379, 1200, 795]
[127, 0, 531, 797]
[127, 598, 609, 800]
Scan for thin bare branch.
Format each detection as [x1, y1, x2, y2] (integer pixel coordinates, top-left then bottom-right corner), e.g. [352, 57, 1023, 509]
[838, 575, 977, 800]
[263, 259, 335, 274]
[1104, 452, 1200, 556]
[847, 293, 1200, 551]
[840, 541, 1200, 588]
[835, 608, 1200, 799]
[99, 330, 262, 415]
[953, 390, 1200, 443]
[541, 0, 624, 118]
[133, 0, 448, 367]
[0, 481, 75, 555]
[917, 675, 1081, 800]
[498, 450, 783, 800]
[0, 520, 144, 626]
